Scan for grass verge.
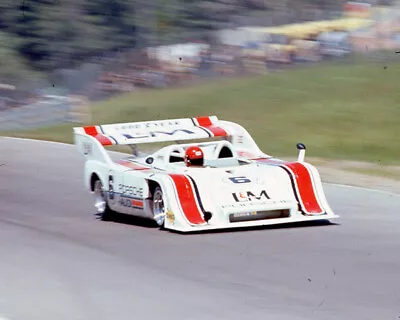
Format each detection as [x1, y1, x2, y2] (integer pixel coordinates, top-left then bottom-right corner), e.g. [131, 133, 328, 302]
[2, 57, 400, 165]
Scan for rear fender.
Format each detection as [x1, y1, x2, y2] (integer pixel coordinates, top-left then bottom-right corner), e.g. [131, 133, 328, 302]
[74, 132, 113, 166]
[84, 160, 117, 192]
[75, 132, 117, 192]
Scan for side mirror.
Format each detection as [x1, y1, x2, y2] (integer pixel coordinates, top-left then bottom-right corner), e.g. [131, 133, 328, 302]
[296, 143, 306, 162]
[146, 157, 154, 165]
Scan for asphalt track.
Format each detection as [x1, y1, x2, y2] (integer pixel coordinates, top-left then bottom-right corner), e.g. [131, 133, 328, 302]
[1, 137, 400, 320]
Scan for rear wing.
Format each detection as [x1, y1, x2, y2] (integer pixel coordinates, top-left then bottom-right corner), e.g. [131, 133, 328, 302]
[73, 116, 268, 161]
[73, 116, 229, 145]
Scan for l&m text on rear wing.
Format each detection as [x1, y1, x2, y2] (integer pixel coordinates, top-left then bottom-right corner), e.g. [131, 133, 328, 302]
[73, 116, 229, 146]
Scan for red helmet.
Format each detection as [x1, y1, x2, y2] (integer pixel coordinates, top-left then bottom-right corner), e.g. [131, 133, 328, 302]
[184, 146, 204, 167]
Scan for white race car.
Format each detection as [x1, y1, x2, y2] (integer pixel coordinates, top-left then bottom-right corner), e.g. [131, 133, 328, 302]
[74, 115, 338, 232]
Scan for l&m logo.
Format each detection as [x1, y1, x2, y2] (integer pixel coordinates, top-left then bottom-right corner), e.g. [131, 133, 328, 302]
[232, 190, 270, 202]
[122, 129, 194, 140]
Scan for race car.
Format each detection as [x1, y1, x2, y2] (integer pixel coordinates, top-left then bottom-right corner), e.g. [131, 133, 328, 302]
[73, 115, 338, 232]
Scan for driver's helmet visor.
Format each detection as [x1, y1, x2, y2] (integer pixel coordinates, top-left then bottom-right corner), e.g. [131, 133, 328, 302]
[188, 157, 204, 166]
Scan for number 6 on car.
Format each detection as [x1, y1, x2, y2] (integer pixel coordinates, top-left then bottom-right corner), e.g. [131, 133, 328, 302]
[73, 115, 338, 233]
[228, 176, 251, 184]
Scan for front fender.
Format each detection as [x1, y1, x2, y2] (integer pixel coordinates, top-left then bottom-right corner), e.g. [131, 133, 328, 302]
[302, 162, 335, 216]
[148, 172, 208, 232]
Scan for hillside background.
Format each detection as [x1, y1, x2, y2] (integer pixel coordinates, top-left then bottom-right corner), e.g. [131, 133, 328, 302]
[0, 0, 353, 80]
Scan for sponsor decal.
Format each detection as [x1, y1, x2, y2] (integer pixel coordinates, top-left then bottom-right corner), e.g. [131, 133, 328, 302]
[166, 210, 175, 223]
[232, 211, 257, 218]
[113, 120, 182, 131]
[122, 129, 194, 139]
[119, 197, 143, 209]
[228, 176, 251, 184]
[122, 129, 195, 140]
[117, 184, 144, 209]
[232, 190, 270, 202]
[83, 142, 92, 155]
[118, 184, 143, 198]
[221, 199, 290, 209]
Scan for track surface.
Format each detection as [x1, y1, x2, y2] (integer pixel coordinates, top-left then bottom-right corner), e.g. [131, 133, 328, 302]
[1, 137, 400, 320]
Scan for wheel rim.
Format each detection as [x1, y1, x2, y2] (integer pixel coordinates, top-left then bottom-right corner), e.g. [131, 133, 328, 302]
[94, 180, 106, 214]
[153, 190, 165, 226]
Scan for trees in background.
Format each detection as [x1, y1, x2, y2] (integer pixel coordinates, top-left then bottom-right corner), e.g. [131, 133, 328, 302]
[0, 0, 345, 78]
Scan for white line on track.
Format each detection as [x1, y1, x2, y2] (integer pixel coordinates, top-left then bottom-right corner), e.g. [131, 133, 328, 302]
[325, 183, 400, 197]
[1, 136, 73, 147]
[2, 136, 399, 197]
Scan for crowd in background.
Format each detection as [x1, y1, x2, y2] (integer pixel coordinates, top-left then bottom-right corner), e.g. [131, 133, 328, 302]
[1, 1, 400, 113]
[90, 1, 400, 98]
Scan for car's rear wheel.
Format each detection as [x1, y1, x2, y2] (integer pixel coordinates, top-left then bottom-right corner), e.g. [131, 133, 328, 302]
[93, 179, 114, 221]
[153, 187, 166, 227]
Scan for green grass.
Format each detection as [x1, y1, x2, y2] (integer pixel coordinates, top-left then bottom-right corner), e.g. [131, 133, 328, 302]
[3, 57, 400, 164]
[5, 124, 78, 144]
[343, 166, 400, 180]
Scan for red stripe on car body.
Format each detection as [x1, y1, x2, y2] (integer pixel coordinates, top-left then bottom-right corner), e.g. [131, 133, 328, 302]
[83, 126, 113, 145]
[196, 117, 213, 127]
[83, 126, 98, 135]
[94, 134, 113, 146]
[254, 158, 324, 215]
[195, 116, 228, 137]
[282, 163, 324, 215]
[169, 174, 206, 225]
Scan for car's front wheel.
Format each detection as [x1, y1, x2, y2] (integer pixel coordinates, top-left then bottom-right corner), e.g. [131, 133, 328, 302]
[93, 179, 114, 221]
[153, 186, 166, 227]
